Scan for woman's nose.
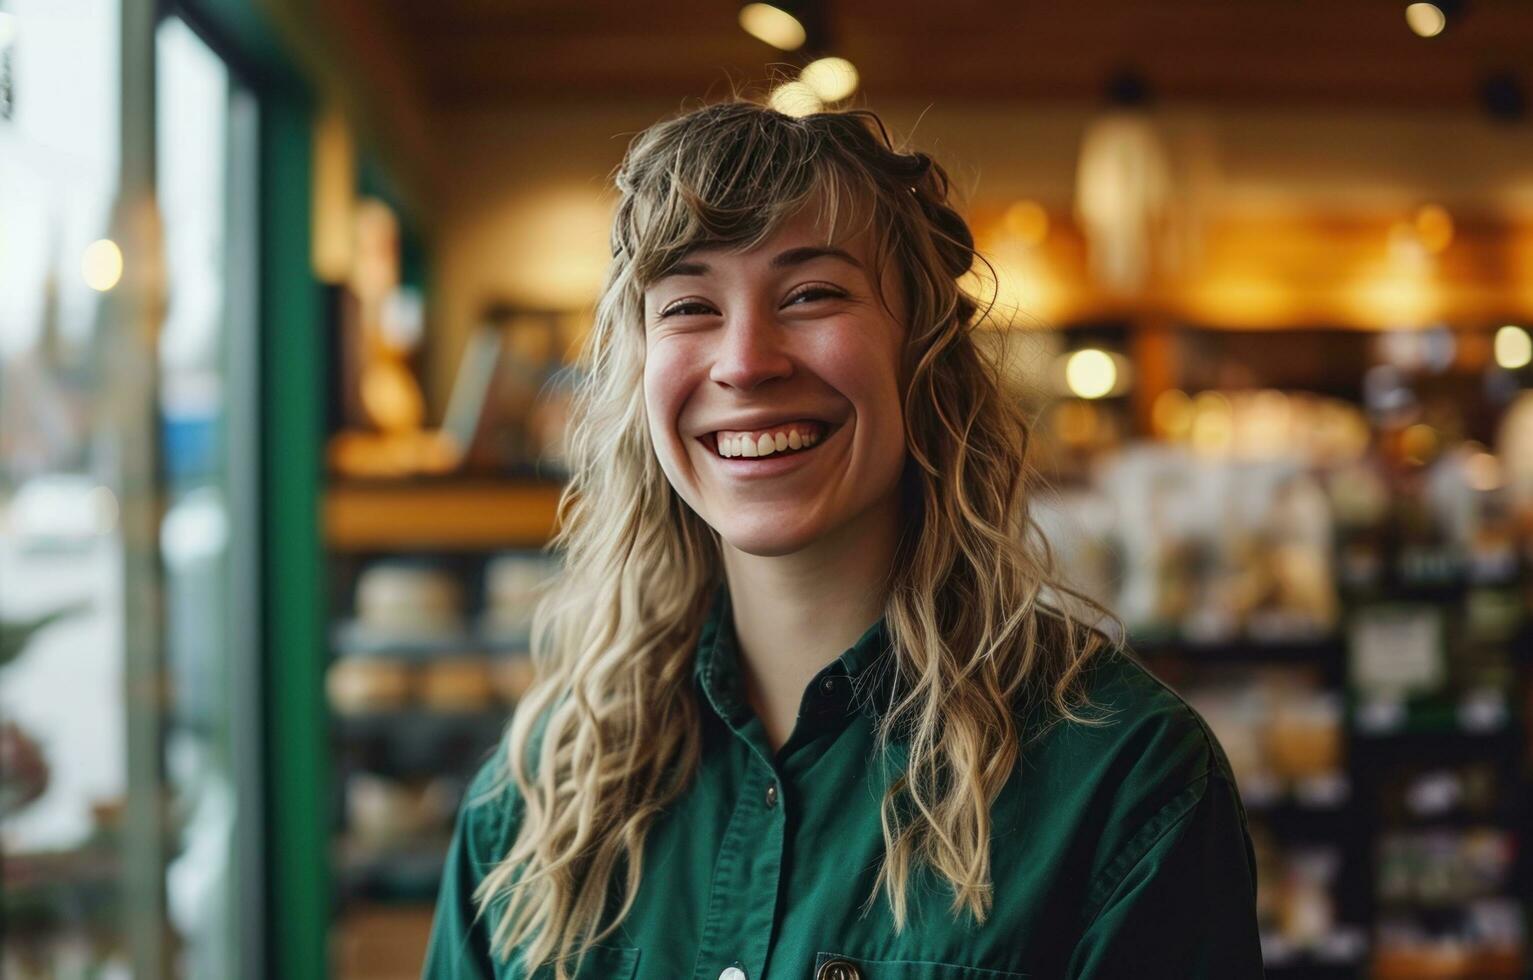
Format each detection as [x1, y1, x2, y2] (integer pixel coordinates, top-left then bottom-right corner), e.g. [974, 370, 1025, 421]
[707, 308, 792, 390]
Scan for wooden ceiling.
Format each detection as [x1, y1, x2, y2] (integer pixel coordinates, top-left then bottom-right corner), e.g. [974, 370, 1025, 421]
[366, 0, 1533, 112]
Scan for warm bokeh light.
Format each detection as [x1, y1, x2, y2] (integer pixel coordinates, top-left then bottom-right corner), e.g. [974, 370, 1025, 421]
[738, 3, 805, 50]
[800, 56, 858, 102]
[312, 104, 357, 284]
[1401, 423, 1439, 464]
[1494, 324, 1532, 370]
[1053, 399, 1101, 445]
[1064, 348, 1117, 399]
[1002, 200, 1050, 248]
[81, 238, 124, 291]
[1191, 391, 1234, 455]
[768, 80, 822, 117]
[471, 187, 613, 311]
[1405, 2, 1446, 37]
[1347, 266, 1441, 329]
[1414, 204, 1454, 254]
[1152, 389, 1194, 440]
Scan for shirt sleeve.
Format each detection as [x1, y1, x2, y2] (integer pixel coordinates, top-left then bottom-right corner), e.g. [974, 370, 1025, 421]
[1066, 769, 1265, 979]
[422, 756, 516, 979]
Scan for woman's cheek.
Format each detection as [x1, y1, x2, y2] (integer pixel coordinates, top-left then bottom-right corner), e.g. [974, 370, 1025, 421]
[642, 344, 698, 460]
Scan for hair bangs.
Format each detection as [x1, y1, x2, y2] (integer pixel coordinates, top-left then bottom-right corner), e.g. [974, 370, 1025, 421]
[617, 109, 880, 286]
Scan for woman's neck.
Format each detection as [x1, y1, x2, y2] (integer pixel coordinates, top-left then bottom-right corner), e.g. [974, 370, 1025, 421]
[720, 494, 900, 754]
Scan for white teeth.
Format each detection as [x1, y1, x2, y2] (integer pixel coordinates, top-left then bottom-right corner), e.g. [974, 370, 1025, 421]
[713, 423, 826, 458]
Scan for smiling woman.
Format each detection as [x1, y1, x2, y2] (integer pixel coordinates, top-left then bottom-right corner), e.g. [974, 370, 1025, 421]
[641, 201, 908, 575]
[423, 100, 1264, 980]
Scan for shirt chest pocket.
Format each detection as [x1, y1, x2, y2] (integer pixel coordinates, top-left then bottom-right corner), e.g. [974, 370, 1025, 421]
[811, 952, 1029, 980]
[523, 944, 640, 980]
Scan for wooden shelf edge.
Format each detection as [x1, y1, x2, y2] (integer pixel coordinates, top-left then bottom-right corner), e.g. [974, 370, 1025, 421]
[324, 480, 564, 551]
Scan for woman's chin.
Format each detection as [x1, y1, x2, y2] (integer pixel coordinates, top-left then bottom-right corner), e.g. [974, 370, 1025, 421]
[714, 516, 826, 559]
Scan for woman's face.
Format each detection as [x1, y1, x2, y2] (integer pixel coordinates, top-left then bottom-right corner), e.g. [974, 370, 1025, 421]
[642, 205, 908, 558]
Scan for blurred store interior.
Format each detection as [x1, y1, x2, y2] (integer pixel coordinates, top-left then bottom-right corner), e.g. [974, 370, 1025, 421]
[2, 0, 1533, 977]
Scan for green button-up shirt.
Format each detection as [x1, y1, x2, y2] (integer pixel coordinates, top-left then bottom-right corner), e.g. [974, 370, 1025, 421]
[424, 583, 1264, 979]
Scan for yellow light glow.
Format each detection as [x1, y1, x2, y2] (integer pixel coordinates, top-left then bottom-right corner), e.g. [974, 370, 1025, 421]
[768, 80, 822, 117]
[800, 56, 858, 102]
[1002, 200, 1049, 248]
[1053, 400, 1100, 445]
[489, 187, 614, 310]
[739, 3, 805, 50]
[1405, 3, 1446, 37]
[1494, 324, 1532, 369]
[1064, 348, 1116, 399]
[1401, 423, 1438, 464]
[963, 242, 1073, 327]
[82, 239, 124, 291]
[1414, 204, 1454, 254]
[1151, 388, 1193, 440]
[312, 104, 357, 284]
[1347, 267, 1440, 329]
[1191, 391, 1233, 455]
[1187, 274, 1300, 328]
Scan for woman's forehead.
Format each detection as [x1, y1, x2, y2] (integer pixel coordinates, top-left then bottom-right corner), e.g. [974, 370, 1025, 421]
[672, 203, 873, 270]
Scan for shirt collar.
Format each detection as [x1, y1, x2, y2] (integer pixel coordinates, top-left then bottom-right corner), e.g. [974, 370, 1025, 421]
[693, 579, 896, 729]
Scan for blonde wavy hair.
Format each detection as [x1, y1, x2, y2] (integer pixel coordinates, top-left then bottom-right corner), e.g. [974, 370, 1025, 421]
[473, 98, 1122, 979]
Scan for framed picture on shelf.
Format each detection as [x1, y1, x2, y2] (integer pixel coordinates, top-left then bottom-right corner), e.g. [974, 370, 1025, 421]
[443, 302, 580, 479]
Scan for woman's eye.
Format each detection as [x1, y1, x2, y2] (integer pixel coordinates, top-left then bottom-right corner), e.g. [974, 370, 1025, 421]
[660, 300, 715, 318]
[784, 286, 845, 306]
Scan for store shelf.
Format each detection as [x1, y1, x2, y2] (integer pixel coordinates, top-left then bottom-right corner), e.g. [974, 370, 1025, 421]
[1130, 633, 1345, 665]
[324, 479, 564, 551]
[332, 707, 509, 777]
[331, 619, 533, 658]
[335, 836, 452, 905]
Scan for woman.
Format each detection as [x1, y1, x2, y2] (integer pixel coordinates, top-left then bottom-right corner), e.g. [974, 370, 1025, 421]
[424, 100, 1263, 980]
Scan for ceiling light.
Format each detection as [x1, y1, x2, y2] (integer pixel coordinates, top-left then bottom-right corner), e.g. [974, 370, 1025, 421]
[800, 56, 858, 102]
[1405, 3, 1446, 37]
[739, 3, 806, 51]
[1494, 324, 1532, 370]
[768, 81, 822, 117]
[1064, 348, 1117, 399]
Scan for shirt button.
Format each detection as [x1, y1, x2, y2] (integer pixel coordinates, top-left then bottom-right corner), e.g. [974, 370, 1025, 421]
[719, 966, 747, 980]
[821, 676, 839, 695]
[764, 782, 778, 808]
[817, 960, 861, 980]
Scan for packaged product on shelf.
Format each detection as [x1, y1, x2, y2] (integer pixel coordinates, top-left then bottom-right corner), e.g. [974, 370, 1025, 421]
[490, 653, 537, 704]
[327, 656, 413, 714]
[1267, 690, 1347, 804]
[417, 655, 496, 713]
[480, 551, 559, 646]
[353, 561, 467, 642]
[344, 772, 458, 850]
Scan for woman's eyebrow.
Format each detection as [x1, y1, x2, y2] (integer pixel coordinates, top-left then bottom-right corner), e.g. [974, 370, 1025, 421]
[769, 245, 864, 271]
[651, 245, 863, 285]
